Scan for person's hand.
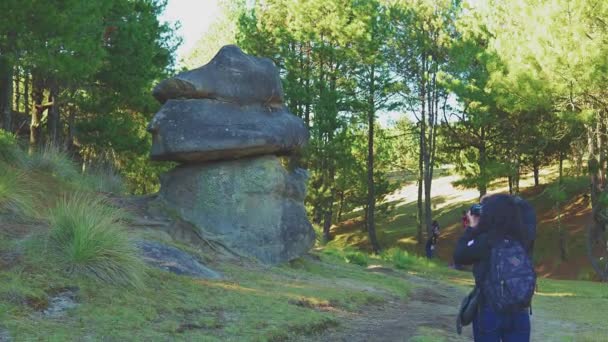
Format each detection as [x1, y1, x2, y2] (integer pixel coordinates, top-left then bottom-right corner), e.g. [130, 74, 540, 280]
[467, 210, 480, 228]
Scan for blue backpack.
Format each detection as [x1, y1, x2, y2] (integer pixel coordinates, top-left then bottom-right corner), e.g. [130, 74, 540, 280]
[481, 238, 536, 313]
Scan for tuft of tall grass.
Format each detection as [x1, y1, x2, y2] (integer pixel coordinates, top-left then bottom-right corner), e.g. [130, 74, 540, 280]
[0, 130, 26, 166]
[0, 167, 35, 218]
[76, 166, 124, 194]
[47, 193, 145, 287]
[381, 248, 437, 270]
[322, 247, 369, 266]
[27, 145, 80, 181]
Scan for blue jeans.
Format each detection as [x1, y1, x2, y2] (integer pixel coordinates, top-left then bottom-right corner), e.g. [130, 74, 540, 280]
[472, 305, 530, 341]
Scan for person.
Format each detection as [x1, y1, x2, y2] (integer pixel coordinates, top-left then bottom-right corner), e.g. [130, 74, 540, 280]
[425, 220, 440, 259]
[432, 220, 440, 240]
[513, 196, 537, 256]
[425, 235, 435, 259]
[453, 205, 482, 270]
[453, 194, 535, 341]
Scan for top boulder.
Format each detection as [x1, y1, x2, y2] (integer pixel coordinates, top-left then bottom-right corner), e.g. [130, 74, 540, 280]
[152, 45, 284, 106]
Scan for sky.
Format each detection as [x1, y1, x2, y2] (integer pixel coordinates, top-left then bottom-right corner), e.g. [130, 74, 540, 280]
[159, 0, 224, 62]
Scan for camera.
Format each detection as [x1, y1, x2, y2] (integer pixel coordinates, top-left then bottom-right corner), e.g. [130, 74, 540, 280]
[469, 204, 482, 216]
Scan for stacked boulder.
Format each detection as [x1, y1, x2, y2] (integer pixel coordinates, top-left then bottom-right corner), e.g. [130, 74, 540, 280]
[147, 45, 315, 264]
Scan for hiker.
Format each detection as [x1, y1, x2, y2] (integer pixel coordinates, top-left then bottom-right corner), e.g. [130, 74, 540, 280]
[453, 205, 481, 270]
[425, 235, 436, 259]
[425, 220, 440, 259]
[513, 196, 537, 256]
[432, 220, 440, 240]
[453, 194, 536, 341]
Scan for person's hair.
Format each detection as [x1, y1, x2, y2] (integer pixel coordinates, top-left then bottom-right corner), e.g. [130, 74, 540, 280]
[475, 194, 527, 245]
[432, 220, 438, 226]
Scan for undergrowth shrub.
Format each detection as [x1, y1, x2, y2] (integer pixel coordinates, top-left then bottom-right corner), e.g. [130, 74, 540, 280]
[76, 167, 124, 194]
[322, 247, 369, 266]
[0, 130, 25, 165]
[0, 167, 35, 218]
[381, 248, 415, 269]
[343, 248, 369, 266]
[380, 248, 438, 270]
[47, 193, 145, 287]
[27, 145, 80, 181]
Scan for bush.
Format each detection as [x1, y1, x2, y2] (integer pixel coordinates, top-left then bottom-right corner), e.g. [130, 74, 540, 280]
[0, 130, 25, 165]
[47, 193, 145, 287]
[27, 145, 80, 181]
[344, 248, 369, 266]
[0, 167, 35, 218]
[77, 166, 124, 194]
[381, 248, 415, 270]
[321, 247, 369, 266]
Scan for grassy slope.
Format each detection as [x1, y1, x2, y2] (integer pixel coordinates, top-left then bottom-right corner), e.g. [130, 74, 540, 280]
[329, 166, 597, 281]
[0, 154, 411, 340]
[1, 140, 606, 340]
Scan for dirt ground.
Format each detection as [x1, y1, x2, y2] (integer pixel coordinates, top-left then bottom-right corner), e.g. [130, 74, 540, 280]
[304, 267, 586, 342]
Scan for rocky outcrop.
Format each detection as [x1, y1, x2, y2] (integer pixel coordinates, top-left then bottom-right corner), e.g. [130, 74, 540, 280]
[147, 99, 308, 163]
[148, 45, 314, 265]
[152, 45, 284, 106]
[136, 240, 222, 279]
[158, 156, 313, 264]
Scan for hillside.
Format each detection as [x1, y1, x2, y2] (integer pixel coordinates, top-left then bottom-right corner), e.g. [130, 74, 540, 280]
[1, 134, 607, 341]
[329, 167, 597, 281]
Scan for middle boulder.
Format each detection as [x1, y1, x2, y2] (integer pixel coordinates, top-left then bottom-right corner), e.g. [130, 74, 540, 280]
[147, 99, 309, 163]
[147, 45, 309, 163]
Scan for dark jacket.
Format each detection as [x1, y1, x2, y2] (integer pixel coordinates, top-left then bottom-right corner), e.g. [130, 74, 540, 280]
[453, 227, 491, 290]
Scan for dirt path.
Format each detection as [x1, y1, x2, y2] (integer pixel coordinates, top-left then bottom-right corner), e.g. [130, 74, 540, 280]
[307, 270, 473, 341]
[305, 268, 584, 342]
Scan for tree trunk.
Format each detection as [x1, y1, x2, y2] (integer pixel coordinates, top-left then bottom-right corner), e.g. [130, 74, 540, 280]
[66, 104, 76, 152]
[337, 191, 345, 222]
[29, 74, 44, 154]
[508, 175, 513, 195]
[14, 66, 20, 114]
[24, 70, 29, 117]
[47, 82, 60, 145]
[559, 152, 564, 183]
[586, 119, 608, 280]
[366, 64, 380, 254]
[533, 161, 540, 187]
[557, 156, 567, 261]
[0, 56, 13, 131]
[513, 158, 521, 194]
[417, 123, 424, 244]
[557, 204, 567, 261]
[322, 202, 334, 242]
[322, 167, 336, 242]
[424, 154, 433, 238]
[478, 137, 487, 198]
[417, 177, 424, 244]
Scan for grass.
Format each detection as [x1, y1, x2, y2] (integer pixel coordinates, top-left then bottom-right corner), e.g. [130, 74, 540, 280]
[77, 166, 124, 194]
[532, 278, 608, 341]
[1, 144, 605, 340]
[381, 247, 438, 271]
[26, 144, 80, 181]
[0, 166, 35, 218]
[0, 130, 26, 166]
[45, 193, 145, 287]
[0, 246, 410, 340]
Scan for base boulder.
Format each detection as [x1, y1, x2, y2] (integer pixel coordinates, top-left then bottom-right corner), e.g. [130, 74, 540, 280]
[157, 155, 315, 264]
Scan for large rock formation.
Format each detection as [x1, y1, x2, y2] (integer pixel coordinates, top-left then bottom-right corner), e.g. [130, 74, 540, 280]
[148, 45, 315, 264]
[147, 99, 308, 163]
